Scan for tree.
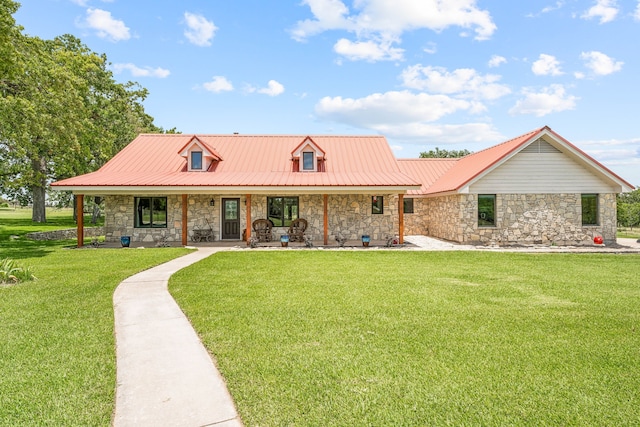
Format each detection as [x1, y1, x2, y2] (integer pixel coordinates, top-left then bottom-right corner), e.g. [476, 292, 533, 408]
[617, 188, 640, 230]
[0, 5, 162, 222]
[419, 147, 472, 158]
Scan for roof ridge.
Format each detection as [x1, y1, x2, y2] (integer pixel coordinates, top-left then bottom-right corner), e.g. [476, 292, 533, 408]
[464, 127, 545, 158]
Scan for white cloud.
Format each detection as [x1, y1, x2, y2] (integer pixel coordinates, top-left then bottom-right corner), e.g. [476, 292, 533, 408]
[258, 80, 285, 96]
[509, 84, 578, 117]
[83, 8, 130, 42]
[635, 1, 640, 20]
[333, 37, 404, 62]
[203, 76, 233, 93]
[315, 91, 503, 142]
[400, 65, 511, 101]
[423, 42, 437, 54]
[291, 0, 496, 61]
[526, 1, 565, 18]
[581, 0, 619, 23]
[315, 90, 478, 127]
[184, 12, 217, 46]
[531, 54, 563, 76]
[488, 55, 506, 68]
[112, 63, 170, 78]
[580, 51, 623, 75]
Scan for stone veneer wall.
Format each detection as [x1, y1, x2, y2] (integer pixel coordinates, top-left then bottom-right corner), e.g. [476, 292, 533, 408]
[426, 193, 617, 246]
[104, 195, 221, 243]
[105, 192, 615, 246]
[104, 193, 399, 243]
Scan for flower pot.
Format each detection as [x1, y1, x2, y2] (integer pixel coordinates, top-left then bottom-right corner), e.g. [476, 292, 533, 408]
[120, 236, 131, 247]
[280, 234, 289, 247]
[362, 235, 370, 247]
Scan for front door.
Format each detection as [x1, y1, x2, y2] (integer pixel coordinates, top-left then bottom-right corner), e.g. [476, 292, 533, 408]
[222, 198, 240, 240]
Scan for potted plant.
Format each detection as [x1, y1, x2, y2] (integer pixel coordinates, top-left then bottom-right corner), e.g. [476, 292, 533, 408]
[361, 234, 371, 247]
[280, 234, 289, 247]
[120, 236, 131, 247]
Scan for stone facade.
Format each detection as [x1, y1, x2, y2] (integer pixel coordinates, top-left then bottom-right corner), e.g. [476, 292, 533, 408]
[419, 193, 617, 246]
[103, 192, 617, 246]
[104, 193, 400, 243]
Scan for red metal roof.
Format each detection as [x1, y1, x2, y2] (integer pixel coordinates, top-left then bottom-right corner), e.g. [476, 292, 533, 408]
[399, 126, 634, 195]
[396, 159, 458, 195]
[52, 127, 634, 194]
[421, 127, 544, 195]
[53, 134, 420, 189]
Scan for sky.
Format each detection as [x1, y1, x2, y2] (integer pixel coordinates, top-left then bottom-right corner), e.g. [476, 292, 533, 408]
[13, 0, 640, 187]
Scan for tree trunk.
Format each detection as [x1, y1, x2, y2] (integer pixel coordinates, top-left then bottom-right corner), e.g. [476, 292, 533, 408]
[31, 156, 47, 223]
[31, 184, 46, 222]
[91, 196, 101, 224]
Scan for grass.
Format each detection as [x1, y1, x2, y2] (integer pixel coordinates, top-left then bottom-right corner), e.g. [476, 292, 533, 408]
[618, 227, 640, 239]
[0, 207, 103, 259]
[0, 207, 192, 425]
[170, 251, 640, 426]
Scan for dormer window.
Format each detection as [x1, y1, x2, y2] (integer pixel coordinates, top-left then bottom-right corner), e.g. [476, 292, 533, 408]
[292, 136, 326, 173]
[191, 151, 203, 170]
[178, 136, 223, 172]
[302, 152, 314, 171]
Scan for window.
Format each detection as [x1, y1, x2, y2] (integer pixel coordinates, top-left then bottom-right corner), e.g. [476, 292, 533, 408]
[582, 194, 599, 225]
[135, 197, 167, 228]
[302, 152, 314, 171]
[372, 196, 383, 214]
[267, 197, 299, 227]
[403, 198, 414, 214]
[191, 151, 203, 170]
[478, 194, 495, 227]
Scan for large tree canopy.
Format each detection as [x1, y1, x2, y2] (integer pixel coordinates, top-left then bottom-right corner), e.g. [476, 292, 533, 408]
[0, 2, 162, 222]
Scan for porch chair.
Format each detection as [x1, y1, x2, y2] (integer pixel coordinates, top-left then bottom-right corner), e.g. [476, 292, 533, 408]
[288, 218, 308, 242]
[252, 219, 273, 242]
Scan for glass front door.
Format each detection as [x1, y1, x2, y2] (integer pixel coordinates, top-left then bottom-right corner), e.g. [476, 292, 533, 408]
[222, 198, 240, 240]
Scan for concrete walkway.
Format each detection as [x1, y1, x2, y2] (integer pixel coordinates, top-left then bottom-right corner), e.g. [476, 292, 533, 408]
[113, 248, 242, 427]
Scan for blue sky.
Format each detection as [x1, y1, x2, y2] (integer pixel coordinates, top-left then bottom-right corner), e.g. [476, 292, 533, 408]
[14, 0, 640, 186]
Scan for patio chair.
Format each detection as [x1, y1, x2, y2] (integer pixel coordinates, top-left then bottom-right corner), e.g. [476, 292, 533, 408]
[252, 219, 273, 242]
[288, 218, 308, 242]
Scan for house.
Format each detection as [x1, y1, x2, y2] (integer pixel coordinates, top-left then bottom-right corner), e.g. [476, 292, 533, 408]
[52, 126, 634, 247]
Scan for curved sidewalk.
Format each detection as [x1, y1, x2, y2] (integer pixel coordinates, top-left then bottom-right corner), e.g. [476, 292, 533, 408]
[113, 248, 242, 427]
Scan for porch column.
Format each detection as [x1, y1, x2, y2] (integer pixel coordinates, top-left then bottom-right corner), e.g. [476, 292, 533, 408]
[76, 194, 84, 247]
[182, 194, 188, 246]
[398, 194, 404, 244]
[323, 194, 328, 245]
[246, 194, 252, 244]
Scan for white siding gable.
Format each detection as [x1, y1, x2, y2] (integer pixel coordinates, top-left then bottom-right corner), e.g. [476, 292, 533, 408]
[469, 139, 618, 194]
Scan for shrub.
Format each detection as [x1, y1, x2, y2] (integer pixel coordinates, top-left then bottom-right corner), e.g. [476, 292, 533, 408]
[0, 258, 37, 284]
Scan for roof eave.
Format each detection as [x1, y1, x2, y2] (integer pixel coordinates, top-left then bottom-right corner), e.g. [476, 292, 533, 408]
[51, 184, 422, 196]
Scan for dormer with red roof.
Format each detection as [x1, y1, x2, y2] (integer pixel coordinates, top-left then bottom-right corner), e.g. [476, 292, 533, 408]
[178, 136, 223, 172]
[291, 136, 326, 172]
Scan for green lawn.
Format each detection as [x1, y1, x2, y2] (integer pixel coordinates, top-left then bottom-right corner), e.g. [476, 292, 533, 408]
[0, 208, 192, 425]
[170, 251, 640, 426]
[0, 207, 103, 259]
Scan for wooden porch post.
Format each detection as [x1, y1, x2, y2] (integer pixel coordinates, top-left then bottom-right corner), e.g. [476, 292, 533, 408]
[398, 194, 404, 244]
[182, 194, 188, 246]
[76, 194, 84, 247]
[323, 194, 328, 245]
[246, 194, 252, 244]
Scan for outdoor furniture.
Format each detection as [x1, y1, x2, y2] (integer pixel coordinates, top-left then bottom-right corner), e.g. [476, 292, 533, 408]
[252, 219, 273, 242]
[192, 219, 215, 242]
[288, 218, 308, 242]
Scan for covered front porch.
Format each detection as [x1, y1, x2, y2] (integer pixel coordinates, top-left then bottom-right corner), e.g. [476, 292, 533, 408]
[72, 192, 409, 248]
